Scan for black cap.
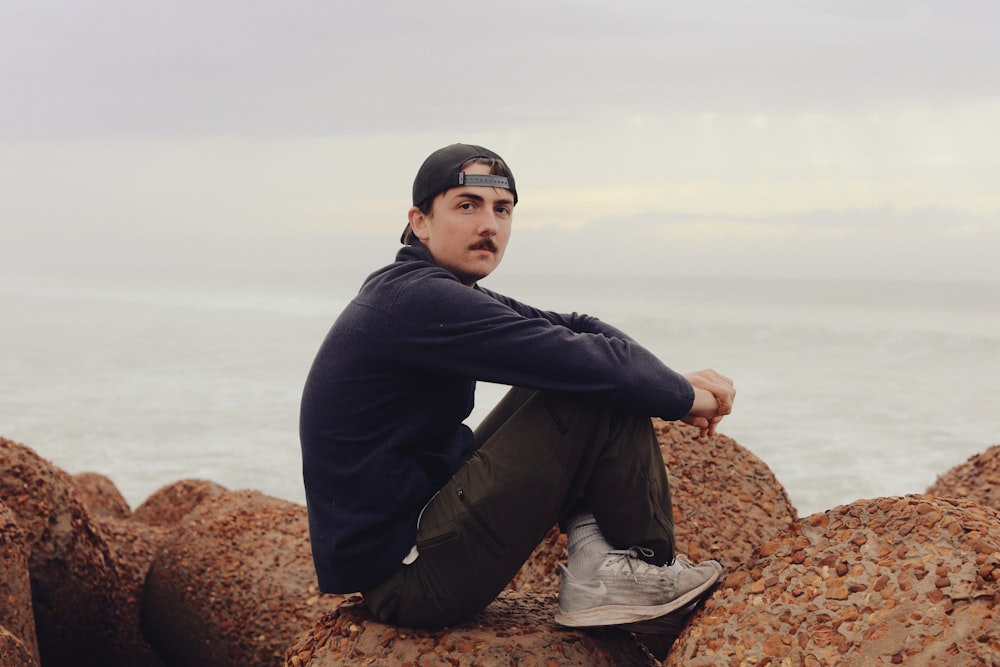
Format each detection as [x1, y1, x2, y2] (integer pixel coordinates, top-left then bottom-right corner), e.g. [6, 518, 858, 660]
[402, 143, 517, 243]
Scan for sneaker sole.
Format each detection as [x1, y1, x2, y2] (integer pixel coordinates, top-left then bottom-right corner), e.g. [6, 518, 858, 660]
[553, 565, 722, 628]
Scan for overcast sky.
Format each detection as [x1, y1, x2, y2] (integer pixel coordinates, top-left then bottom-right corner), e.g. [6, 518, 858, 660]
[2, 0, 998, 282]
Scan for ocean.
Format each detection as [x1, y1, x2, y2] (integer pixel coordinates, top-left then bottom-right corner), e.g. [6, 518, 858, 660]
[1, 267, 998, 517]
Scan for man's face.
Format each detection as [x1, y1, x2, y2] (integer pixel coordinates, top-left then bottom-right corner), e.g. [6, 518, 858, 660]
[408, 162, 515, 286]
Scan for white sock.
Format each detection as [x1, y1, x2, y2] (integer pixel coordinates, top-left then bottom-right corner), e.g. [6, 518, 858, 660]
[566, 511, 614, 578]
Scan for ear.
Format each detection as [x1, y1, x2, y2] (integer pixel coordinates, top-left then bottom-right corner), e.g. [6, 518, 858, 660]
[407, 206, 431, 241]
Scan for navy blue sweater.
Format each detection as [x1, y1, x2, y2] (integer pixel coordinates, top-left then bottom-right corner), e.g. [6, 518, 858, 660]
[299, 241, 695, 593]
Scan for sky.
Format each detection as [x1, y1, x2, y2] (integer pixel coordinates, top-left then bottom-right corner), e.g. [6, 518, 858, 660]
[2, 0, 999, 282]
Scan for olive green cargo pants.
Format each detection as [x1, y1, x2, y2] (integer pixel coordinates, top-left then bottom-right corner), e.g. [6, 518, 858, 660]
[362, 387, 676, 627]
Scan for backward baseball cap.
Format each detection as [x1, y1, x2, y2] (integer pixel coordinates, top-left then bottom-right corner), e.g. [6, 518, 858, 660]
[401, 143, 517, 243]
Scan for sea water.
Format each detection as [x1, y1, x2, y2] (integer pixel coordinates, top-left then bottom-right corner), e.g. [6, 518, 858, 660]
[1, 267, 998, 517]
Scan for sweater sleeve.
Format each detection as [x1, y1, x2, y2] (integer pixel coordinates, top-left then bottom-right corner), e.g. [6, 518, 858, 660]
[384, 273, 694, 420]
[477, 285, 637, 341]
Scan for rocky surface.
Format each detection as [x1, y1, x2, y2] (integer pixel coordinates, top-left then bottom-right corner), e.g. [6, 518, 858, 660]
[926, 443, 1000, 510]
[72, 471, 133, 520]
[0, 502, 39, 665]
[132, 478, 228, 527]
[0, 437, 162, 667]
[5, 429, 1000, 666]
[0, 626, 37, 667]
[507, 524, 567, 594]
[141, 489, 336, 667]
[285, 591, 659, 666]
[655, 419, 799, 570]
[666, 494, 1000, 666]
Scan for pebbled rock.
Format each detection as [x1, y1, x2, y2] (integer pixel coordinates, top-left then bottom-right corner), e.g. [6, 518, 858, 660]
[72, 471, 132, 519]
[0, 502, 39, 665]
[666, 494, 1000, 667]
[142, 489, 336, 667]
[656, 419, 799, 570]
[507, 524, 567, 594]
[132, 478, 228, 527]
[0, 437, 162, 667]
[926, 443, 1000, 510]
[0, 626, 37, 667]
[285, 591, 659, 666]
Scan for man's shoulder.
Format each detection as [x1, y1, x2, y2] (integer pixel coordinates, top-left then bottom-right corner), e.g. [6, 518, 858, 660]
[363, 257, 463, 299]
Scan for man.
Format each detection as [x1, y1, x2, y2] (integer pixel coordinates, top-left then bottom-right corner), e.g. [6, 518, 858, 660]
[300, 143, 736, 632]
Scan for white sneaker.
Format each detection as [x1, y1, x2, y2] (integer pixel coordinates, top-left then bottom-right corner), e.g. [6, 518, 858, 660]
[554, 548, 722, 628]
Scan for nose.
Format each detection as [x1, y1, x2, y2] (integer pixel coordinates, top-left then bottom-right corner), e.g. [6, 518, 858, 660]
[477, 210, 499, 236]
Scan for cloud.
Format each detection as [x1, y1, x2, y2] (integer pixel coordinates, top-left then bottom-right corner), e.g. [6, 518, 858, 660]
[499, 203, 999, 282]
[3, 0, 999, 141]
[1, 0, 997, 285]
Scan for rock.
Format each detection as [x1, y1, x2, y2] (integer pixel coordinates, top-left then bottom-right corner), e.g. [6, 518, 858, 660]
[666, 495, 1000, 666]
[507, 524, 567, 594]
[0, 437, 162, 667]
[926, 443, 1000, 510]
[0, 502, 39, 665]
[0, 626, 37, 667]
[72, 471, 132, 519]
[142, 489, 336, 667]
[655, 419, 799, 570]
[96, 512, 171, 663]
[132, 478, 228, 527]
[284, 590, 659, 666]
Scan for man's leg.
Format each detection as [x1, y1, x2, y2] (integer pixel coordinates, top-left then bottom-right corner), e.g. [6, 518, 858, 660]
[363, 388, 702, 627]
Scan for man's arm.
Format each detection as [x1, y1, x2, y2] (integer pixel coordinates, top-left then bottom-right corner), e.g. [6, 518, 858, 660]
[484, 289, 737, 435]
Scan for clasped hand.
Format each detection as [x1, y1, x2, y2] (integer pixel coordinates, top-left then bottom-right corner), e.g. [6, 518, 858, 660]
[682, 369, 736, 438]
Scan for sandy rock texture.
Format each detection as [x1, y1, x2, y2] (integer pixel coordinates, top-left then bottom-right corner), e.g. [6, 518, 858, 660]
[655, 419, 799, 570]
[0, 626, 37, 667]
[72, 471, 133, 519]
[926, 443, 1000, 510]
[132, 478, 228, 527]
[0, 437, 162, 667]
[70, 471, 171, 579]
[0, 502, 40, 665]
[285, 591, 659, 667]
[141, 489, 337, 667]
[666, 494, 1000, 667]
[507, 524, 567, 594]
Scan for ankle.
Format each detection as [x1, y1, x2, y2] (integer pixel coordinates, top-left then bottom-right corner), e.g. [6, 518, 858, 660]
[566, 512, 614, 577]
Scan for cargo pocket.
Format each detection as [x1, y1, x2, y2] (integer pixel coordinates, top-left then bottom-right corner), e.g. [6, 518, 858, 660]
[456, 486, 507, 553]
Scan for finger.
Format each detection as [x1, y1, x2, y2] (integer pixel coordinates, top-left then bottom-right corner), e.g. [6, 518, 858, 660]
[683, 415, 709, 431]
[699, 369, 735, 387]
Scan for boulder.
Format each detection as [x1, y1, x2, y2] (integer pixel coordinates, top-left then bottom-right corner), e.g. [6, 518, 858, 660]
[141, 489, 336, 667]
[0, 437, 162, 667]
[655, 419, 799, 570]
[72, 471, 132, 519]
[132, 478, 228, 527]
[666, 495, 1000, 666]
[0, 627, 37, 667]
[507, 524, 567, 594]
[926, 443, 1000, 510]
[285, 591, 659, 666]
[0, 502, 39, 665]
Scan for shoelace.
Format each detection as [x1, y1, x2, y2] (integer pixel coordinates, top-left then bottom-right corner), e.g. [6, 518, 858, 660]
[604, 547, 659, 583]
[604, 548, 694, 583]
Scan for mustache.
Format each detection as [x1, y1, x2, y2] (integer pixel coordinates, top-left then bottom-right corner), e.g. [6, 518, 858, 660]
[470, 239, 498, 252]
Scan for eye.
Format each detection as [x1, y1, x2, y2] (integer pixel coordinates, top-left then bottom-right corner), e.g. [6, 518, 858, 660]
[495, 206, 511, 216]
[459, 201, 475, 211]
